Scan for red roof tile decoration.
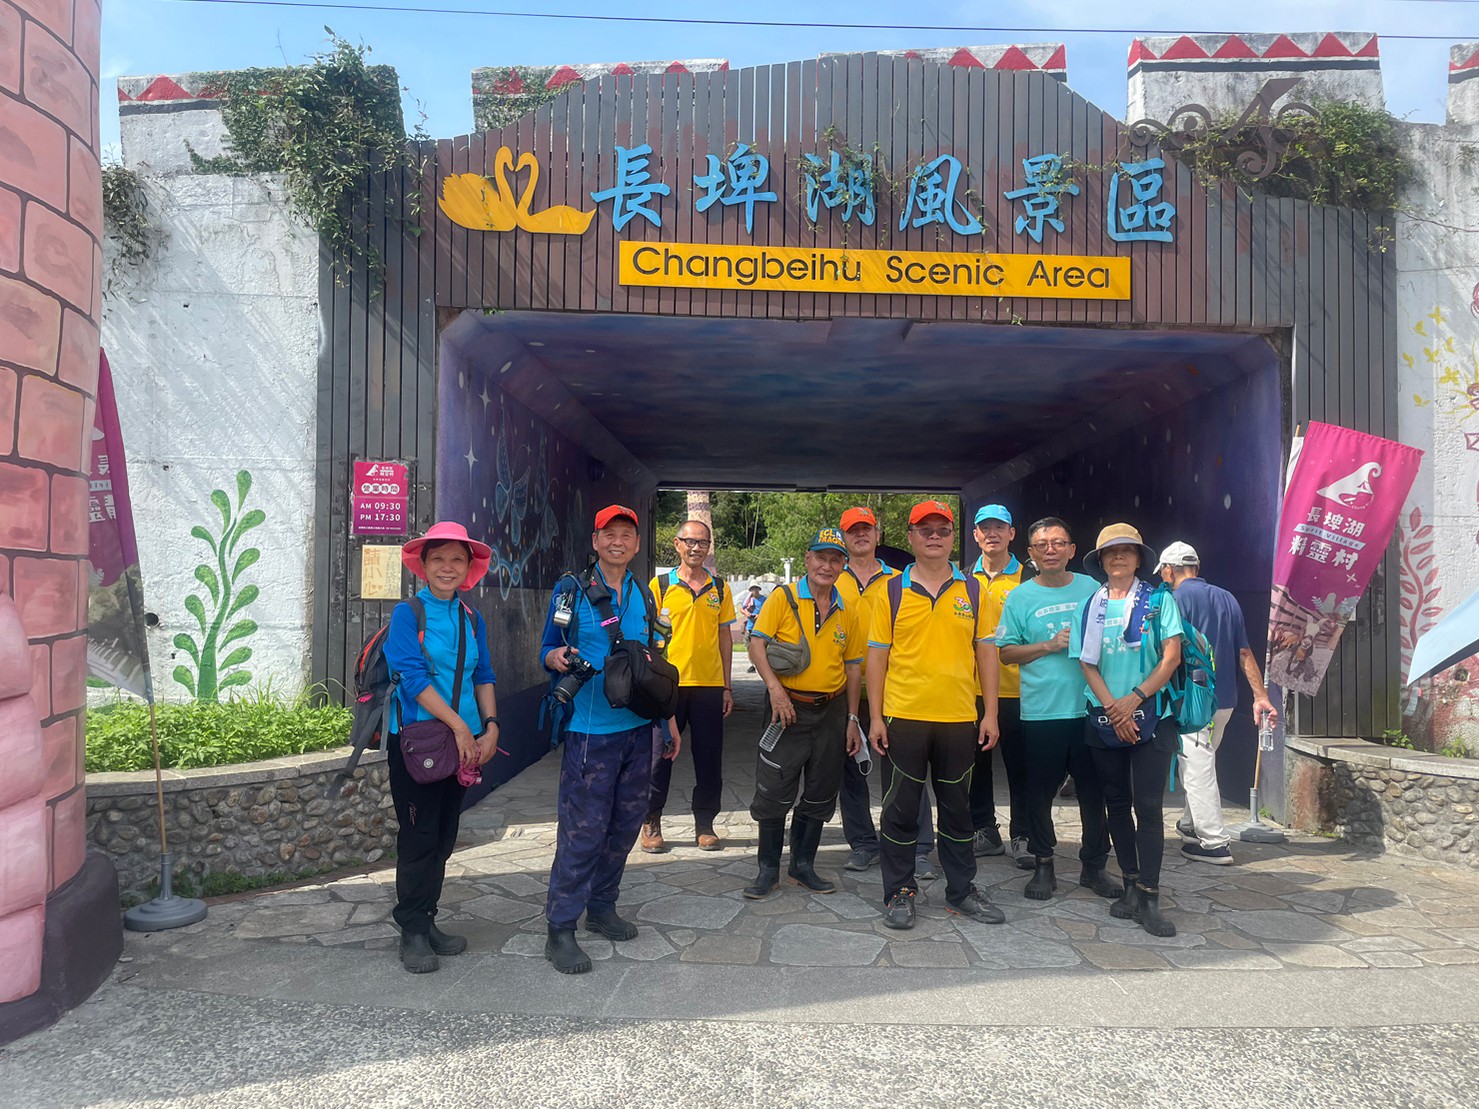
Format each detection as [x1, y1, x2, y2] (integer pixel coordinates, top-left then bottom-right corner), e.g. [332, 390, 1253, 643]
[1450, 43, 1479, 78]
[1128, 32, 1380, 69]
[828, 44, 1067, 78]
[117, 74, 230, 105]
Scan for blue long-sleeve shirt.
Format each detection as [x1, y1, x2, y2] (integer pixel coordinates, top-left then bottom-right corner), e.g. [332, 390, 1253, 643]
[540, 568, 652, 735]
[386, 588, 496, 735]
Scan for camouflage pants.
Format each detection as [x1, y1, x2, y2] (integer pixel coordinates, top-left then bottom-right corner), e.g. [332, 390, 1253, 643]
[546, 724, 654, 929]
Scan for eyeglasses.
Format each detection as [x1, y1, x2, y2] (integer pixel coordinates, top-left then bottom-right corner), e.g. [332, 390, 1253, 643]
[912, 526, 954, 539]
[1030, 540, 1072, 552]
[676, 537, 712, 550]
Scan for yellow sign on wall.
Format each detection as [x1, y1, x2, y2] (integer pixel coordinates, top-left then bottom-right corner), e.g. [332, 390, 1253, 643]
[618, 242, 1130, 300]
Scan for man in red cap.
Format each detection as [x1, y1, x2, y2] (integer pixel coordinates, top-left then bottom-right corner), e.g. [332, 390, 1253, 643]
[868, 500, 1005, 930]
[538, 504, 672, 974]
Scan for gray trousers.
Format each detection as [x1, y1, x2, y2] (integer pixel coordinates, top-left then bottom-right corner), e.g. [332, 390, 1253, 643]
[750, 694, 847, 823]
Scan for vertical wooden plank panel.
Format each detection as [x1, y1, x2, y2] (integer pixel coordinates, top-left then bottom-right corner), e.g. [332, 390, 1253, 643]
[675, 71, 697, 318]
[578, 77, 601, 314]
[902, 58, 925, 323]
[768, 63, 787, 320]
[738, 63, 757, 319]
[622, 74, 649, 317]
[364, 169, 387, 461]
[549, 89, 574, 312]
[782, 60, 803, 321]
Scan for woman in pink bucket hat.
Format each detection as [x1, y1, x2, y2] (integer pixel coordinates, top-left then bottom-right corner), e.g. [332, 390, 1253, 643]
[384, 521, 499, 973]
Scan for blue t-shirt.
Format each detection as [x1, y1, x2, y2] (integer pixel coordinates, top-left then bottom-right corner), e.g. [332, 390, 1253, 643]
[539, 568, 654, 735]
[994, 573, 1099, 721]
[386, 588, 497, 736]
[1069, 588, 1184, 709]
[1170, 577, 1250, 711]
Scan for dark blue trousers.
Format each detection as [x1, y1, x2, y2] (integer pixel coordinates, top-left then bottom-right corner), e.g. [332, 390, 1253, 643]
[546, 725, 654, 929]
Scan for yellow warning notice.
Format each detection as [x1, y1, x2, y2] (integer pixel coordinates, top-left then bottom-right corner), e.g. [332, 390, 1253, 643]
[618, 241, 1130, 300]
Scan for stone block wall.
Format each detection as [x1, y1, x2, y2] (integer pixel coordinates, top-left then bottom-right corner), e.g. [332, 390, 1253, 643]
[1, 0, 119, 1040]
[87, 748, 396, 901]
[1286, 737, 1479, 868]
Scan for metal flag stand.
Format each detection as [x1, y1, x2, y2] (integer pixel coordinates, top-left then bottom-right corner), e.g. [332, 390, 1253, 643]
[123, 583, 207, 932]
[1235, 700, 1288, 845]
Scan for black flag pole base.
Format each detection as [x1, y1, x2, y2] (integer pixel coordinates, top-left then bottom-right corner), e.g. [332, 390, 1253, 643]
[1234, 786, 1289, 845]
[124, 852, 208, 932]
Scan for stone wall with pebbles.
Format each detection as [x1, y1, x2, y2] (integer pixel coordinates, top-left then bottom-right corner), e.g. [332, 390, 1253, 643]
[1286, 736, 1479, 868]
[86, 747, 396, 900]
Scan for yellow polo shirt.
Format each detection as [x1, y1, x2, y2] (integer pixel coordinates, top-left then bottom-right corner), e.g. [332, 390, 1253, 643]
[651, 571, 736, 688]
[972, 569, 1022, 700]
[752, 577, 862, 694]
[870, 563, 994, 722]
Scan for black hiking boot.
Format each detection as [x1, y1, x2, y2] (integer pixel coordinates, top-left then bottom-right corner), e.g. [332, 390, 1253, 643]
[743, 818, 785, 900]
[1024, 857, 1057, 901]
[585, 908, 638, 941]
[786, 814, 836, 894]
[545, 926, 592, 974]
[427, 922, 468, 956]
[1134, 885, 1177, 937]
[399, 931, 439, 974]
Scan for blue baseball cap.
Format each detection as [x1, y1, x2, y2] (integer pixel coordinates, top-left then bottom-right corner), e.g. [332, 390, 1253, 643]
[973, 504, 1013, 527]
[808, 527, 847, 553]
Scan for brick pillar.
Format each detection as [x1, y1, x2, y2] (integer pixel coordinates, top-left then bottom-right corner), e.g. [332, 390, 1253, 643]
[0, 0, 120, 1043]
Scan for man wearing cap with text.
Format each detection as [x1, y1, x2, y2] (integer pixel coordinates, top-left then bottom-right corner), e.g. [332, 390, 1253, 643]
[868, 500, 1005, 930]
[743, 528, 865, 899]
[1158, 541, 1279, 866]
[538, 504, 668, 974]
[969, 504, 1032, 867]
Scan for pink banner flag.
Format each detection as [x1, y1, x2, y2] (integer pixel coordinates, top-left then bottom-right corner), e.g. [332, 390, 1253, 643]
[1266, 421, 1423, 695]
[87, 351, 152, 698]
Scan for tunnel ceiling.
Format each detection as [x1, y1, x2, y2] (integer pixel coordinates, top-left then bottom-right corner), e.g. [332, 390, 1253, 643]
[468, 311, 1277, 490]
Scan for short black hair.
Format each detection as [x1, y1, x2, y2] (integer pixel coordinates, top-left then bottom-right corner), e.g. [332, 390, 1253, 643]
[677, 518, 713, 539]
[1028, 517, 1072, 543]
[422, 538, 473, 561]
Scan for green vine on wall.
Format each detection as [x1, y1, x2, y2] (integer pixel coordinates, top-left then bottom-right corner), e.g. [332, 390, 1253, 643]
[101, 163, 155, 268]
[189, 30, 426, 281]
[173, 470, 266, 702]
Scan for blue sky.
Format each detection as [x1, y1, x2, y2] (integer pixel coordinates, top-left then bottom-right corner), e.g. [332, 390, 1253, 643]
[101, 0, 1479, 155]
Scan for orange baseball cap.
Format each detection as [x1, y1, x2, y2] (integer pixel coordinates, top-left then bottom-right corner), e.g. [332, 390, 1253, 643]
[840, 506, 878, 531]
[908, 499, 955, 525]
[593, 504, 639, 529]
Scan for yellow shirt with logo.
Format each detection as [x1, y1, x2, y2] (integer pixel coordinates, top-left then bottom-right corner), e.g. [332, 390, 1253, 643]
[870, 564, 994, 722]
[973, 572, 1022, 700]
[752, 578, 863, 694]
[651, 571, 736, 688]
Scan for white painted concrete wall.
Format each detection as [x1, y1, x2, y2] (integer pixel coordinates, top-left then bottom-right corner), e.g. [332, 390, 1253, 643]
[101, 110, 320, 701]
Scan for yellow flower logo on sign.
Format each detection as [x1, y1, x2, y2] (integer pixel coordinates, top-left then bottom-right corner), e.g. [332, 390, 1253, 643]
[438, 147, 595, 235]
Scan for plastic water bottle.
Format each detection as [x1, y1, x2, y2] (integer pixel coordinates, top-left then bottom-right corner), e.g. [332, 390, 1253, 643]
[759, 720, 785, 751]
[654, 607, 673, 655]
[1259, 714, 1275, 753]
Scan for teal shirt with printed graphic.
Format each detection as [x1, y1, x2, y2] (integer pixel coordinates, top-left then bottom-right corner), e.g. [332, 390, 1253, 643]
[995, 573, 1100, 720]
[1069, 589, 1184, 709]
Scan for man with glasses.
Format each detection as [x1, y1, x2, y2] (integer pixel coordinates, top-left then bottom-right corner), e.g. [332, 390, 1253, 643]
[868, 500, 1005, 929]
[992, 517, 1119, 901]
[642, 519, 736, 852]
[968, 504, 1032, 868]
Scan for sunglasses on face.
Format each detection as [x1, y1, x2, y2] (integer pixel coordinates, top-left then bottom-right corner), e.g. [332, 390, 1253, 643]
[912, 526, 954, 540]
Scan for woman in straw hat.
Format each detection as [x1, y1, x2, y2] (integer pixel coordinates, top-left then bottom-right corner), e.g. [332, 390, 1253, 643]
[385, 522, 500, 972]
[1069, 523, 1183, 938]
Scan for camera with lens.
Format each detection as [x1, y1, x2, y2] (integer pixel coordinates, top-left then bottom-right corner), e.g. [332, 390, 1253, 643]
[551, 652, 598, 704]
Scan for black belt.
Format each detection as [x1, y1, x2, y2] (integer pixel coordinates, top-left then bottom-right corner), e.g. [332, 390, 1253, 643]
[786, 688, 843, 706]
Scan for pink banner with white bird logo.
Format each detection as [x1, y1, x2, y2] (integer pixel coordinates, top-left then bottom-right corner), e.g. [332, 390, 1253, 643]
[1266, 421, 1423, 695]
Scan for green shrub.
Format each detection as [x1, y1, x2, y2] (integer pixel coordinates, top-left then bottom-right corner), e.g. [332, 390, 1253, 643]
[86, 689, 352, 773]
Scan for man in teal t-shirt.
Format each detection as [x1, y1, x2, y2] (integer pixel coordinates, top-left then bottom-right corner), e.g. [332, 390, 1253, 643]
[992, 517, 1118, 901]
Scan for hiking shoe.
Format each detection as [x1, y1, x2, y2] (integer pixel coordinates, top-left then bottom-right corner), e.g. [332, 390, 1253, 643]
[427, 923, 468, 957]
[399, 931, 439, 974]
[915, 854, 940, 881]
[883, 890, 917, 930]
[640, 819, 668, 854]
[947, 884, 1006, 925]
[585, 908, 639, 941]
[1176, 820, 1198, 845]
[1181, 842, 1234, 866]
[972, 825, 1005, 857]
[845, 847, 879, 871]
[545, 927, 592, 974]
[1010, 836, 1034, 871]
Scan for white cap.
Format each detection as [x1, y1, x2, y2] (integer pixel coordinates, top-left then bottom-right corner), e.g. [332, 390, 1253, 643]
[1157, 541, 1200, 571]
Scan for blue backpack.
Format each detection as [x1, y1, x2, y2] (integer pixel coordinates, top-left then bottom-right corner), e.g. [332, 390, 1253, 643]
[1141, 584, 1218, 732]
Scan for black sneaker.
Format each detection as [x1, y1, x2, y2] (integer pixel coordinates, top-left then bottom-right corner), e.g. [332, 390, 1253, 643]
[972, 825, 1005, 857]
[947, 884, 1006, 925]
[915, 853, 940, 881]
[1181, 842, 1234, 866]
[883, 890, 917, 930]
[845, 847, 879, 872]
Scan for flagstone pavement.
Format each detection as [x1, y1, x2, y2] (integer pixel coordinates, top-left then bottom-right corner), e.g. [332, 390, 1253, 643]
[5, 673, 1479, 1107]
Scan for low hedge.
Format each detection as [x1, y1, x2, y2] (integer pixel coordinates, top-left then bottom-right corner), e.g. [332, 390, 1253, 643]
[85, 693, 353, 773]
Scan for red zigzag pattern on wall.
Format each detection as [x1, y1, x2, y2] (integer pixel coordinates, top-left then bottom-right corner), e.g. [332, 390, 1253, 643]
[1129, 33, 1380, 68]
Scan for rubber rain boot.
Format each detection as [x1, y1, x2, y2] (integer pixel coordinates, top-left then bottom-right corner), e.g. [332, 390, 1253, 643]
[787, 813, 836, 894]
[743, 818, 785, 900]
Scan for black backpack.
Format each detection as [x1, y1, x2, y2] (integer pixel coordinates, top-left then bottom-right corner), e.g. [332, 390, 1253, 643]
[325, 596, 464, 798]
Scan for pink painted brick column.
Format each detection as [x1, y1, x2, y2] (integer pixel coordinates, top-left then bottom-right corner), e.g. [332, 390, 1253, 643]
[0, 0, 108, 1022]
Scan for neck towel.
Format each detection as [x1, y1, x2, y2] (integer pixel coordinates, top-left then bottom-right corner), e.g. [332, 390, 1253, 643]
[1079, 579, 1153, 667]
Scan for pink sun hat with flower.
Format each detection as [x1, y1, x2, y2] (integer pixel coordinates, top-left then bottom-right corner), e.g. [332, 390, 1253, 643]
[401, 521, 492, 592]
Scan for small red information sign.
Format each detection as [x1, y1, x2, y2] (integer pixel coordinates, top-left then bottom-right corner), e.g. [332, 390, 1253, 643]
[352, 460, 410, 536]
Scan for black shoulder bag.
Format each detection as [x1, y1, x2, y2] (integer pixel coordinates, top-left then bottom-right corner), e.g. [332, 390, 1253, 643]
[584, 570, 680, 720]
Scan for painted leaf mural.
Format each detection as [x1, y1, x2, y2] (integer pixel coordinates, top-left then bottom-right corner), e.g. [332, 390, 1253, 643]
[172, 469, 266, 701]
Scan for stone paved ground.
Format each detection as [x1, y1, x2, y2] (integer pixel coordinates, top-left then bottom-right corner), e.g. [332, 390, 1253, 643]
[6, 672, 1479, 1106]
